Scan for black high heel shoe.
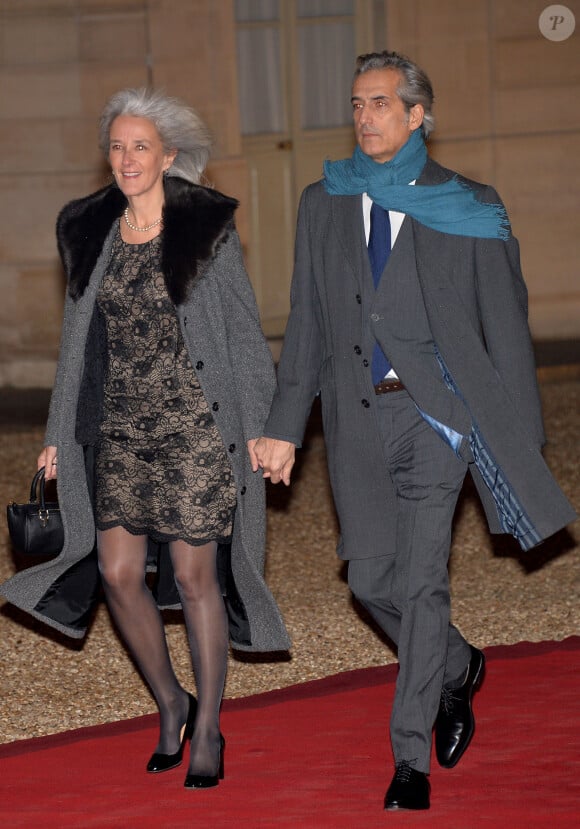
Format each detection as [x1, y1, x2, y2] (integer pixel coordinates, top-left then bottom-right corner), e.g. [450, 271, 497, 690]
[183, 735, 225, 789]
[146, 693, 197, 773]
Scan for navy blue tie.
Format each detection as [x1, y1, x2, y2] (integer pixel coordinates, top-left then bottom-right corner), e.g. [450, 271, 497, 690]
[368, 202, 392, 384]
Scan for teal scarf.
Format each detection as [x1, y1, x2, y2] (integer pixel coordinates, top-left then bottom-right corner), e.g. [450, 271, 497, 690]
[323, 130, 510, 240]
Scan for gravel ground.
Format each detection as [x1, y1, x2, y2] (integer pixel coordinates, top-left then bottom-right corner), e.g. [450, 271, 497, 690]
[0, 377, 578, 744]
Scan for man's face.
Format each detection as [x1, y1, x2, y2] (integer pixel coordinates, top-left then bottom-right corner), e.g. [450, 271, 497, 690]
[351, 68, 424, 163]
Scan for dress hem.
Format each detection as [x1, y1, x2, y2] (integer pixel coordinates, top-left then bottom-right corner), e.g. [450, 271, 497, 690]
[95, 520, 232, 547]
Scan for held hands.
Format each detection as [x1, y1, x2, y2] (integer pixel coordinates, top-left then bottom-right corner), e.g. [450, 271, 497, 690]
[41, 439, 295, 484]
[39, 446, 58, 481]
[251, 437, 296, 486]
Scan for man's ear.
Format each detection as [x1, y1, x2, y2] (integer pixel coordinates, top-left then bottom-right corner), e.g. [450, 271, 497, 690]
[408, 104, 425, 132]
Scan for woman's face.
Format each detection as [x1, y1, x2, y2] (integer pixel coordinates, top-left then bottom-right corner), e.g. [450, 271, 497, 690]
[108, 115, 176, 201]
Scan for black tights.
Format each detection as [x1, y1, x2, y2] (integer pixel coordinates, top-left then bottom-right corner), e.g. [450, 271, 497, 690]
[97, 527, 228, 775]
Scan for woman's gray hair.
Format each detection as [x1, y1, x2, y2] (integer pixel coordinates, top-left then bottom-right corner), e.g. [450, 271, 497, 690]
[98, 87, 212, 184]
[354, 51, 435, 139]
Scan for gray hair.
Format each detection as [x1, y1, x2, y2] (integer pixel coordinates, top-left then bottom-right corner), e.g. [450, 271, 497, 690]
[353, 51, 435, 139]
[98, 87, 212, 184]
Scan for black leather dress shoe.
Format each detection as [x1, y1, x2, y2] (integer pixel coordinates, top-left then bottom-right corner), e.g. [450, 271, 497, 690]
[384, 762, 430, 810]
[435, 645, 485, 768]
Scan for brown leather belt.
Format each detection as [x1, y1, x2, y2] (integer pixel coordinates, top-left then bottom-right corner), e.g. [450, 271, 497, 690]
[374, 378, 405, 394]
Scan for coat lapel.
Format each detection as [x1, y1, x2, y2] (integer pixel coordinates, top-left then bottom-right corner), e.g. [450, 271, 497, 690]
[410, 158, 468, 297]
[161, 179, 238, 305]
[330, 194, 369, 291]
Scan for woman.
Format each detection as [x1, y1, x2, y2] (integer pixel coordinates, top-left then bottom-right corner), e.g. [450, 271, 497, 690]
[1, 88, 289, 788]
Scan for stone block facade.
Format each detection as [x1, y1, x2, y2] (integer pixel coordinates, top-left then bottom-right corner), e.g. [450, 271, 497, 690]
[1, 0, 578, 387]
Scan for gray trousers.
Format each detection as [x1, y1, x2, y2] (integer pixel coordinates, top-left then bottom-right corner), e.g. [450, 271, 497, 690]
[347, 390, 472, 773]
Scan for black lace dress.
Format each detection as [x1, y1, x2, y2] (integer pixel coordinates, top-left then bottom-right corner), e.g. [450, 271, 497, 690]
[94, 228, 237, 546]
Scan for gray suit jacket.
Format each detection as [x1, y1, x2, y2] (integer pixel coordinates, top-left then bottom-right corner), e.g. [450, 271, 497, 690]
[264, 158, 576, 558]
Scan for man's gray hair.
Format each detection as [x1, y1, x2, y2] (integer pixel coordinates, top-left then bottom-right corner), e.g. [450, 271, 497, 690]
[99, 87, 212, 184]
[354, 51, 435, 139]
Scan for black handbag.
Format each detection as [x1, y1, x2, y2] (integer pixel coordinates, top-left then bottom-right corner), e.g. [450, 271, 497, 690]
[6, 467, 64, 556]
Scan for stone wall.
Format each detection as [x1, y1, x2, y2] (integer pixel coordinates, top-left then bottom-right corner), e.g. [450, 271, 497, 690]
[1, 0, 578, 388]
[0, 0, 248, 387]
[387, 0, 580, 340]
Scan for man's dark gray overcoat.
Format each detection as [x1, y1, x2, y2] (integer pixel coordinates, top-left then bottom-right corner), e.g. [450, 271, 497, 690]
[1, 178, 290, 651]
[264, 158, 576, 558]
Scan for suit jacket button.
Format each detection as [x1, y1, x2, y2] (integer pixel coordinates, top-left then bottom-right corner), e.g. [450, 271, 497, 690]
[196, 360, 204, 370]
[370, 313, 380, 322]
[361, 399, 370, 408]
[355, 294, 362, 304]
[363, 359, 369, 367]
[240, 486, 247, 495]
[212, 402, 219, 412]
[228, 443, 236, 453]
[354, 345, 361, 355]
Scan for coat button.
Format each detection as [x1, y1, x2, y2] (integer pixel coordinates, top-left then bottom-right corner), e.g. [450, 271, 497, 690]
[370, 313, 380, 322]
[228, 443, 236, 453]
[196, 360, 204, 370]
[240, 486, 247, 495]
[363, 359, 369, 367]
[354, 345, 361, 355]
[361, 399, 370, 408]
[212, 402, 219, 412]
[355, 294, 361, 304]
[183, 316, 188, 325]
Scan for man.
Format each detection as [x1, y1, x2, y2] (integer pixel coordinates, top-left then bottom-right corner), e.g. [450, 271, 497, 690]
[253, 51, 576, 811]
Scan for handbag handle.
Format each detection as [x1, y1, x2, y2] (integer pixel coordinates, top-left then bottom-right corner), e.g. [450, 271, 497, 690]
[30, 466, 50, 526]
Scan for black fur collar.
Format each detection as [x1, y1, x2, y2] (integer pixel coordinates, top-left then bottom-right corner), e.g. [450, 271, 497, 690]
[57, 177, 238, 305]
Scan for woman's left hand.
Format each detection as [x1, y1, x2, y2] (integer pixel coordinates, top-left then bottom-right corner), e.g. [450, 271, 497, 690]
[40, 446, 58, 481]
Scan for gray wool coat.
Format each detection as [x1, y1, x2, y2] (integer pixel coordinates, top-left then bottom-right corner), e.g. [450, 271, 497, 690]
[264, 158, 577, 558]
[1, 178, 290, 651]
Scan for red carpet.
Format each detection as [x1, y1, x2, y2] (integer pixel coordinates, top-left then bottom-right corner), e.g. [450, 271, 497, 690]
[1, 638, 579, 828]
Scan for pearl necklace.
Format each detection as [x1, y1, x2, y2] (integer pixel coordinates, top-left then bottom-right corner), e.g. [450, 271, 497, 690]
[124, 207, 162, 232]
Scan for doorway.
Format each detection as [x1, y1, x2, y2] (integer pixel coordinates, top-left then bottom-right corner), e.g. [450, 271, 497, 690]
[235, 0, 373, 336]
